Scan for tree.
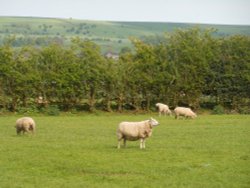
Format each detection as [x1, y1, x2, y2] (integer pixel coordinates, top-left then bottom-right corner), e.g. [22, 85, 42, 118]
[101, 58, 117, 112]
[14, 46, 40, 107]
[71, 38, 106, 112]
[164, 28, 215, 109]
[39, 43, 83, 110]
[0, 43, 15, 110]
[209, 35, 250, 111]
[0, 29, 249, 113]
[116, 50, 134, 112]
[131, 38, 157, 111]
[0, 43, 40, 111]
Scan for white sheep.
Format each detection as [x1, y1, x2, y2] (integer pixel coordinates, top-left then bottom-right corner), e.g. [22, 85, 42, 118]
[117, 117, 159, 149]
[156, 103, 172, 116]
[174, 107, 197, 119]
[15, 117, 36, 135]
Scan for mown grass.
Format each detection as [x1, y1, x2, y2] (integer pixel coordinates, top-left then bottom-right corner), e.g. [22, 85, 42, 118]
[0, 114, 249, 188]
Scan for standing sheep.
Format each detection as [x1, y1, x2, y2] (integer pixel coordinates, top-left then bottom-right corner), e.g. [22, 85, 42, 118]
[15, 117, 36, 135]
[174, 107, 197, 119]
[156, 103, 172, 116]
[117, 117, 159, 149]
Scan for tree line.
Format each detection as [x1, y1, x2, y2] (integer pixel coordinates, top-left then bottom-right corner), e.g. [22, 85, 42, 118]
[0, 28, 249, 114]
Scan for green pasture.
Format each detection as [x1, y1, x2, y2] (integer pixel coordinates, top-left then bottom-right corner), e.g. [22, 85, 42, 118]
[0, 114, 249, 187]
[1, 16, 250, 53]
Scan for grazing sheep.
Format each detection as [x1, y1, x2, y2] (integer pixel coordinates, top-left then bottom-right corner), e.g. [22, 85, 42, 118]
[15, 117, 36, 135]
[174, 107, 197, 119]
[117, 117, 159, 149]
[156, 103, 172, 116]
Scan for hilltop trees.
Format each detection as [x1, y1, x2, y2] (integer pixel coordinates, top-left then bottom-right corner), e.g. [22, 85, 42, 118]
[0, 28, 249, 114]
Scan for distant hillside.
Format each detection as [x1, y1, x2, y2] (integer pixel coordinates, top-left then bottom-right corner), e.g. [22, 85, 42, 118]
[0, 16, 250, 53]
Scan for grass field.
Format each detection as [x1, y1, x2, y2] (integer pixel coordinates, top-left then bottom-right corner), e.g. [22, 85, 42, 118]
[0, 114, 249, 188]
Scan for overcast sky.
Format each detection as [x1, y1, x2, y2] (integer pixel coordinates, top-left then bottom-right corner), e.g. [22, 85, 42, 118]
[1, 0, 250, 25]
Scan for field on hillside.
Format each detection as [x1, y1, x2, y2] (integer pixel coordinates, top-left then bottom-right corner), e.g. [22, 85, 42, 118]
[1, 16, 250, 53]
[0, 114, 249, 188]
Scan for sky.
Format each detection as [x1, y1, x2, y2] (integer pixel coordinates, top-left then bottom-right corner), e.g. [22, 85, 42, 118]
[0, 0, 250, 25]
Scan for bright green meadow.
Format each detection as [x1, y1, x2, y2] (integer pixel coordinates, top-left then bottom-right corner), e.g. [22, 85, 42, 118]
[0, 114, 249, 188]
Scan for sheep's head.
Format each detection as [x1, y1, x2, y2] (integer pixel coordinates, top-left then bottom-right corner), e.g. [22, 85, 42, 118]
[191, 113, 197, 119]
[149, 117, 159, 127]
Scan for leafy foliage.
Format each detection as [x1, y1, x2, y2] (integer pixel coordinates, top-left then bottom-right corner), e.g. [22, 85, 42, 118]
[212, 105, 225, 114]
[0, 28, 249, 113]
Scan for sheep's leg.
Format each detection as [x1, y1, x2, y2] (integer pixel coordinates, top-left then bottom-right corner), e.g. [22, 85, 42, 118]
[24, 127, 30, 134]
[143, 139, 146, 149]
[22, 128, 27, 134]
[117, 132, 123, 149]
[16, 129, 21, 135]
[123, 138, 126, 148]
[29, 125, 35, 134]
[117, 139, 121, 149]
[140, 138, 144, 149]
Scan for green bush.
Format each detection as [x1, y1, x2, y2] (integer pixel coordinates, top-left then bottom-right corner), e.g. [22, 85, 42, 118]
[238, 106, 250, 114]
[45, 105, 60, 116]
[212, 105, 225, 114]
[17, 106, 39, 114]
[0, 108, 8, 114]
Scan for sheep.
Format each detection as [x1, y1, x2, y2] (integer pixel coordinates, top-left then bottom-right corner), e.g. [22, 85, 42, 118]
[156, 103, 172, 116]
[174, 107, 197, 119]
[117, 117, 159, 149]
[15, 117, 36, 135]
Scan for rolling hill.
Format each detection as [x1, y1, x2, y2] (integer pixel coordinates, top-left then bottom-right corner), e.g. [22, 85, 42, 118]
[0, 16, 250, 53]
